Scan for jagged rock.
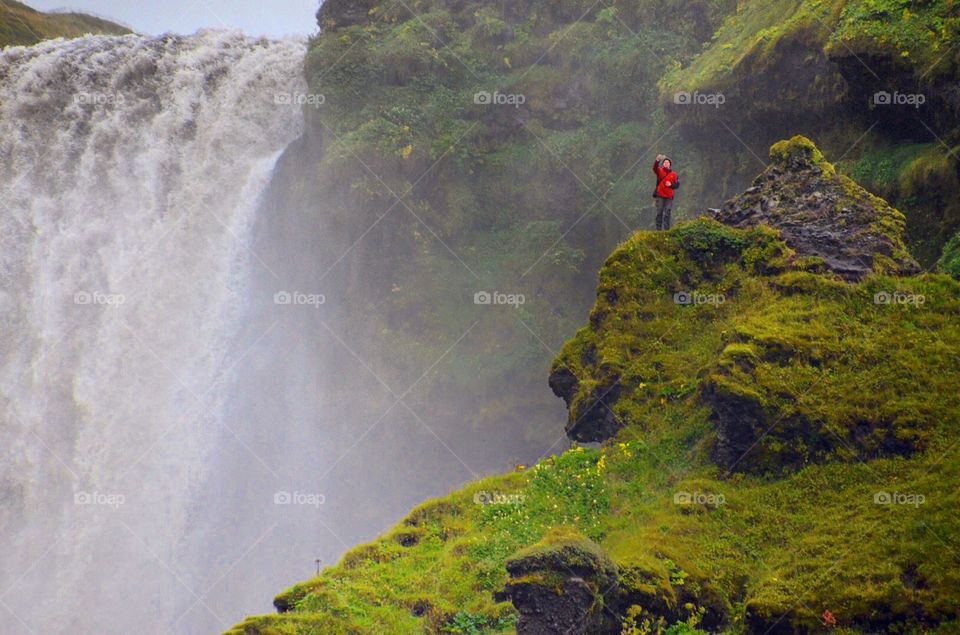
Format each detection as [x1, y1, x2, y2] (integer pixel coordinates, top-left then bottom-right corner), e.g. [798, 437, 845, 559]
[316, 0, 377, 30]
[549, 369, 623, 442]
[496, 529, 621, 635]
[711, 135, 920, 281]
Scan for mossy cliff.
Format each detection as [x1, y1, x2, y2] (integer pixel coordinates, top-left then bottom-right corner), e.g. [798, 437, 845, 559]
[228, 139, 960, 634]
[263, 0, 752, 527]
[282, 0, 960, 466]
[658, 0, 960, 266]
[0, 0, 129, 48]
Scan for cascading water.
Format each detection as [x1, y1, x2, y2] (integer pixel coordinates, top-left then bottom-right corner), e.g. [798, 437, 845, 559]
[0, 31, 307, 633]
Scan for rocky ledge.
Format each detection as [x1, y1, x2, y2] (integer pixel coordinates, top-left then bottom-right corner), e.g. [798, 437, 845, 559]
[710, 135, 920, 281]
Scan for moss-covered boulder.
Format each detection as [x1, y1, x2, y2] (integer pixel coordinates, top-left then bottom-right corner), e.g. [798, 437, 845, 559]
[711, 136, 919, 281]
[496, 528, 620, 634]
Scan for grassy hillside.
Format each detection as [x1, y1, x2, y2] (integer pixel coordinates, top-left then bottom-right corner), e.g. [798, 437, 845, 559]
[224, 0, 960, 628]
[0, 0, 129, 48]
[227, 140, 960, 634]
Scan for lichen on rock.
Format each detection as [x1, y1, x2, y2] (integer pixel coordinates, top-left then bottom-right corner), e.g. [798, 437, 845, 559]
[496, 528, 621, 635]
[711, 135, 920, 282]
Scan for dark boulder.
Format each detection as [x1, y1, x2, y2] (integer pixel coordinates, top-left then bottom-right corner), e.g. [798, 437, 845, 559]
[711, 135, 920, 281]
[496, 529, 621, 635]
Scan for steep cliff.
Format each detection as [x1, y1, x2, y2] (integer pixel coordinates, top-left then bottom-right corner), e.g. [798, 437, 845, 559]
[224, 0, 960, 629]
[228, 138, 960, 634]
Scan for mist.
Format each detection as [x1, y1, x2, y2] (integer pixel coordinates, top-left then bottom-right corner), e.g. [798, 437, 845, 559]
[3, 0, 959, 633]
[0, 20, 564, 635]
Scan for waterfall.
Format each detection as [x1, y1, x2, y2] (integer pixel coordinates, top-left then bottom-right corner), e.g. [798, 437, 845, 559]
[0, 31, 306, 633]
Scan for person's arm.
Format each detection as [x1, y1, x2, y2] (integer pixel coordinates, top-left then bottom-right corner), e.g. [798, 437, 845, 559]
[653, 155, 664, 177]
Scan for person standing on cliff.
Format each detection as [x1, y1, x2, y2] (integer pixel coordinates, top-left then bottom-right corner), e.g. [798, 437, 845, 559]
[652, 154, 679, 231]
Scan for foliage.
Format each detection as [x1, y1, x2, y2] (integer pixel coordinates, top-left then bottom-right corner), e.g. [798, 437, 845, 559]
[229, 216, 960, 633]
[939, 232, 960, 279]
[0, 0, 128, 48]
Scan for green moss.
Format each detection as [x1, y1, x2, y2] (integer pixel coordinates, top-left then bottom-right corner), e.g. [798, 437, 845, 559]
[848, 143, 960, 267]
[828, 0, 960, 75]
[0, 0, 129, 48]
[231, 212, 960, 632]
[505, 527, 611, 575]
[227, 1, 960, 631]
[939, 232, 960, 279]
[769, 134, 828, 168]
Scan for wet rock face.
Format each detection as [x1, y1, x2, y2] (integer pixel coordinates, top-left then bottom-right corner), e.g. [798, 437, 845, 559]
[503, 576, 613, 635]
[711, 135, 920, 281]
[549, 369, 623, 442]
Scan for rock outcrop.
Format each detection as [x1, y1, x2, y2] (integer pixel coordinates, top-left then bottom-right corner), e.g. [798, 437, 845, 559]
[710, 135, 920, 281]
[496, 529, 621, 635]
[548, 368, 623, 443]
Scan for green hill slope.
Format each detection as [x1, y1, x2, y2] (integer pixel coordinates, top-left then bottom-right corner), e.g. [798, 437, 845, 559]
[227, 140, 960, 634]
[0, 0, 129, 48]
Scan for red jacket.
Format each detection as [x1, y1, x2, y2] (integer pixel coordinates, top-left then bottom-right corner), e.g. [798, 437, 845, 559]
[653, 160, 677, 199]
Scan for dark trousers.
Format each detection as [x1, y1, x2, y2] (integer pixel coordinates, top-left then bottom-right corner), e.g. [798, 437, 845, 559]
[655, 197, 673, 231]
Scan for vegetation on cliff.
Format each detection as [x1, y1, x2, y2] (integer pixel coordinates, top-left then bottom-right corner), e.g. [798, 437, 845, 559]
[228, 139, 960, 634]
[658, 0, 960, 266]
[227, 0, 960, 628]
[0, 0, 129, 48]
[271, 0, 960, 489]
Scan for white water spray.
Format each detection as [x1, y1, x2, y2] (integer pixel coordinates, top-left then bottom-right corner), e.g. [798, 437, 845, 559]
[0, 31, 306, 633]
